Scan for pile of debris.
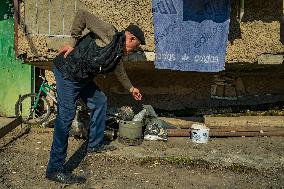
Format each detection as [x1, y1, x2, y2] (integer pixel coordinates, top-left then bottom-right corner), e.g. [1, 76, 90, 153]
[71, 104, 176, 145]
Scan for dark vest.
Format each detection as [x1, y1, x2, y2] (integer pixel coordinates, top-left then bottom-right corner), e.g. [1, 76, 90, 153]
[53, 31, 125, 82]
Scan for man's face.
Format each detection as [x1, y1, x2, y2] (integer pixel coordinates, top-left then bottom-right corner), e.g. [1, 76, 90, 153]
[124, 31, 141, 54]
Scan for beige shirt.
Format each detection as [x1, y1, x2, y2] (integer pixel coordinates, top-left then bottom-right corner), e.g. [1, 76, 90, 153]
[70, 9, 133, 92]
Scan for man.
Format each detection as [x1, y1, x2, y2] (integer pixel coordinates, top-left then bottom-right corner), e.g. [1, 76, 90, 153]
[46, 9, 145, 184]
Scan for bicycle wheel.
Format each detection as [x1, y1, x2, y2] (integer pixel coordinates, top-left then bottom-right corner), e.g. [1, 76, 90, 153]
[15, 93, 51, 124]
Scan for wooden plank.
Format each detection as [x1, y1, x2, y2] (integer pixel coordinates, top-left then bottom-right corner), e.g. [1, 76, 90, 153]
[0, 116, 22, 139]
[167, 128, 284, 137]
[205, 116, 284, 127]
[209, 131, 284, 137]
[160, 116, 284, 129]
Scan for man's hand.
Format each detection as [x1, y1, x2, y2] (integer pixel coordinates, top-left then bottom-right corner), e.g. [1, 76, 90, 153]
[130, 87, 142, 101]
[58, 44, 74, 58]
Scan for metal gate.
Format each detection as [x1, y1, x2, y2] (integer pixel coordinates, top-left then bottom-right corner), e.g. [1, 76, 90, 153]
[0, 0, 33, 117]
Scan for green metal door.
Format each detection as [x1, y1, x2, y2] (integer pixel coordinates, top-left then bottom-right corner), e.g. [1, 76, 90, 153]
[0, 0, 33, 117]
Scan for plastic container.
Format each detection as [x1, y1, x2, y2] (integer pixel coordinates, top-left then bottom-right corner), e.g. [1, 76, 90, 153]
[119, 120, 143, 140]
[191, 123, 209, 143]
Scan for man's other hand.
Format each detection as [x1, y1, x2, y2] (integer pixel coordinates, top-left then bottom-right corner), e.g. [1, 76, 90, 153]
[58, 44, 74, 58]
[131, 87, 142, 101]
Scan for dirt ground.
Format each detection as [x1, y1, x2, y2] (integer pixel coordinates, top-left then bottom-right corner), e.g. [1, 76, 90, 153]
[0, 124, 283, 189]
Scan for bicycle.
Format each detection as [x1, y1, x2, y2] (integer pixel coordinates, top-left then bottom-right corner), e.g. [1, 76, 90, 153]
[15, 75, 91, 126]
[15, 75, 57, 124]
[14, 75, 122, 129]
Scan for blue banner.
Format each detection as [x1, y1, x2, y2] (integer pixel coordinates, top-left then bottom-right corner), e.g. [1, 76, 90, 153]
[152, 0, 231, 72]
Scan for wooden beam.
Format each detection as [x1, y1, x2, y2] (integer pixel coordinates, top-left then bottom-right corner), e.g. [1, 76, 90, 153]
[167, 128, 284, 137]
[0, 116, 22, 139]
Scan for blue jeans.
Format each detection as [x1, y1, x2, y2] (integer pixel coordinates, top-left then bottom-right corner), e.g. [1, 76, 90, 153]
[46, 65, 107, 174]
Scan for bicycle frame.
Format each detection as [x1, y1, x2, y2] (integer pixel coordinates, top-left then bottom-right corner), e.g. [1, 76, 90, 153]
[33, 78, 57, 110]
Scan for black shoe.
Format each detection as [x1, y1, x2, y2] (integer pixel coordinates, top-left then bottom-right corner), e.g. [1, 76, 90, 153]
[87, 144, 117, 153]
[46, 171, 86, 184]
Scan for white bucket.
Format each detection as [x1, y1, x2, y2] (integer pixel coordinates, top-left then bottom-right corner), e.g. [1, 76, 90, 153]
[191, 123, 209, 143]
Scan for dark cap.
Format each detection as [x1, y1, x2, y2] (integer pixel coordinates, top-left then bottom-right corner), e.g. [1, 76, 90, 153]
[125, 24, 146, 45]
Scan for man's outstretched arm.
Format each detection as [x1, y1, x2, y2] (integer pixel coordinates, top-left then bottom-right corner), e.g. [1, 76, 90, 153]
[114, 60, 142, 101]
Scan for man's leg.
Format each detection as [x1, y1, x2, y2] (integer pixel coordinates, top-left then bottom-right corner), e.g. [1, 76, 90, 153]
[46, 66, 81, 174]
[80, 82, 115, 151]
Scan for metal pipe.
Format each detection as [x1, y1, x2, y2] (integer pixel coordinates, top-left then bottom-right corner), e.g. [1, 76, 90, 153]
[13, 0, 20, 57]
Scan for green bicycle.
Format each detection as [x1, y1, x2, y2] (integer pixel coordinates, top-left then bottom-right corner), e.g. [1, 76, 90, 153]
[15, 75, 57, 124]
